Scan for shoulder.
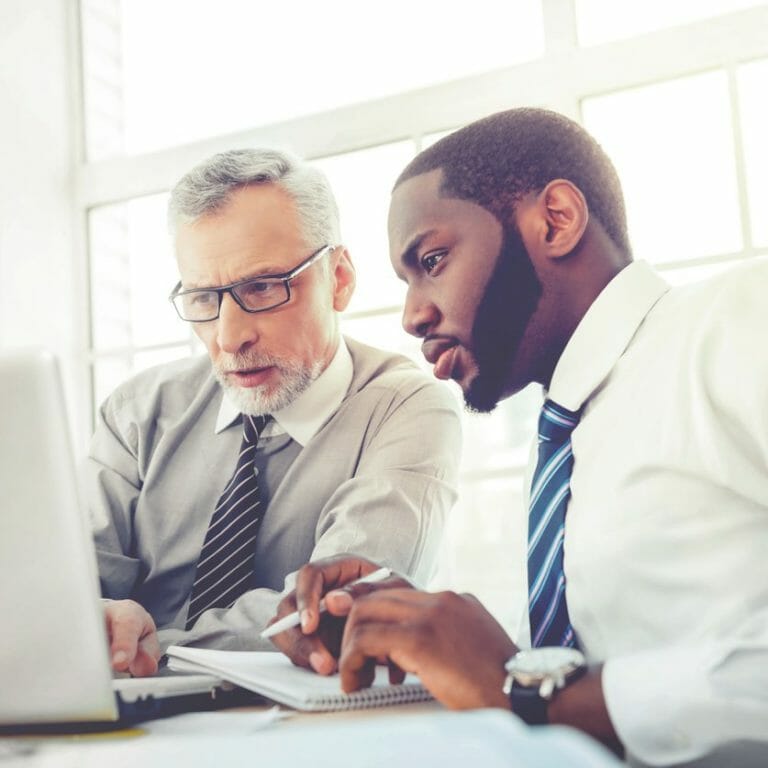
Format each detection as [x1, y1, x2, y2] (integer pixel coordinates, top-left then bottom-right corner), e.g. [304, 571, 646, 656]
[662, 257, 766, 327]
[660, 258, 768, 417]
[344, 335, 459, 411]
[100, 354, 217, 424]
[329, 338, 462, 465]
[645, 258, 766, 363]
[699, 258, 768, 375]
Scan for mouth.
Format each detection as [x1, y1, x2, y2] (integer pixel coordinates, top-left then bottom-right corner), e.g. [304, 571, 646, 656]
[225, 366, 275, 388]
[421, 338, 461, 381]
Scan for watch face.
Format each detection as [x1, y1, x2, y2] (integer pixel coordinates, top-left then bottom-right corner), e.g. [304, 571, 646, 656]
[505, 647, 585, 677]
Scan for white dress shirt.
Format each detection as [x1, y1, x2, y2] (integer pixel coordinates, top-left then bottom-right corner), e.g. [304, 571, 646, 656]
[519, 260, 768, 766]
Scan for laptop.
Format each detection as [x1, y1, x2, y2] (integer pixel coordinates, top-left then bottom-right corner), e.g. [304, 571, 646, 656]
[0, 349, 256, 731]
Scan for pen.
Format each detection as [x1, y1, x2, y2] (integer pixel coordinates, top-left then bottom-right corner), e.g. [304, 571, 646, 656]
[260, 566, 393, 639]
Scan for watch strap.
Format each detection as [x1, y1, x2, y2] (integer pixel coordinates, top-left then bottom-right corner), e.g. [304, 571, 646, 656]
[510, 680, 549, 725]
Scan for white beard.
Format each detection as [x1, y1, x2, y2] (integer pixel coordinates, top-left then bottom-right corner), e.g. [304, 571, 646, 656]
[214, 354, 324, 416]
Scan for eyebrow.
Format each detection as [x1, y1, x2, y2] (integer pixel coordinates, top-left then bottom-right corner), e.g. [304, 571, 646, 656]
[182, 267, 287, 292]
[398, 230, 436, 271]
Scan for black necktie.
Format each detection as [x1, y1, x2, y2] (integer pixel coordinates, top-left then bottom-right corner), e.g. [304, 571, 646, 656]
[186, 415, 268, 630]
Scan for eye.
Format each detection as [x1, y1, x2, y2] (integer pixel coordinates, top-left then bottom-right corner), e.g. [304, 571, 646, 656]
[189, 291, 216, 306]
[243, 281, 274, 295]
[236, 279, 284, 308]
[420, 249, 447, 275]
[238, 279, 285, 298]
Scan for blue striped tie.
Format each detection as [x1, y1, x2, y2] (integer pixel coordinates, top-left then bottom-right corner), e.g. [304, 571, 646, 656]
[186, 414, 268, 630]
[527, 399, 581, 648]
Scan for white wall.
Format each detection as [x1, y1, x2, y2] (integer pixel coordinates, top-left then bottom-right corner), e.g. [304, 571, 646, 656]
[0, 0, 90, 447]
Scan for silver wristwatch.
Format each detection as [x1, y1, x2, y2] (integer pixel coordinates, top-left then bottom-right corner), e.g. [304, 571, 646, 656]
[503, 647, 587, 725]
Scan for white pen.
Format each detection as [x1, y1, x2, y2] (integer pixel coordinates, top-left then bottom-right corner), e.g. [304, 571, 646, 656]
[260, 566, 393, 639]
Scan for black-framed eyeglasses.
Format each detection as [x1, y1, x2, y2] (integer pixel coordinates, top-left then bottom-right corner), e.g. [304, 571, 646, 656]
[169, 244, 335, 322]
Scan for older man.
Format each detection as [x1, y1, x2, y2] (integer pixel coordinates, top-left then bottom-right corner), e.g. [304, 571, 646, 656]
[90, 148, 461, 676]
[273, 109, 768, 767]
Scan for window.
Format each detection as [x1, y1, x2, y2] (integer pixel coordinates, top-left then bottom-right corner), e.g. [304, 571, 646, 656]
[581, 71, 742, 265]
[432, 474, 528, 632]
[76, 2, 768, 627]
[738, 58, 768, 248]
[575, 0, 763, 45]
[80, 0, 545, 160]
[88, 193, 196, 408]
[315, 141, 417, 314]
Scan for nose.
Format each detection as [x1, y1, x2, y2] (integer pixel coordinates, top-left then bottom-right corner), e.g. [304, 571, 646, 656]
[216, 292, 259, 354]
[402, 288, 439, 338]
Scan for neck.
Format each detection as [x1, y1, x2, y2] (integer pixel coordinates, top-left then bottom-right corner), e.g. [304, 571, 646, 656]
[539, 228, 630, 387]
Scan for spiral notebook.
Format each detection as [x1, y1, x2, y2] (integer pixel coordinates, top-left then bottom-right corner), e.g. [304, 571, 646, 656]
[166, 646, 432, 712]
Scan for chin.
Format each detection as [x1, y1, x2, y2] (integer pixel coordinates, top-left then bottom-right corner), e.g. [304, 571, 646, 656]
[462, 362, 529, 414]
[222, 383, 283, 416]
[215, 359, 322, 415]
[463, 377, 503, 415]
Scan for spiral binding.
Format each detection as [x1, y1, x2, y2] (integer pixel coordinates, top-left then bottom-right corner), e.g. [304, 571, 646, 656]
[311, 683, 433, 712]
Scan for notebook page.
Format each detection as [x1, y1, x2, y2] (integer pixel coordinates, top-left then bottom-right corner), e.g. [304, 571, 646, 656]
[166, 647, 431, 711]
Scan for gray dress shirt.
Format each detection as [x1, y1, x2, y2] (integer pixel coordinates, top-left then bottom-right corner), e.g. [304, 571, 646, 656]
[87, 337, 461, 650]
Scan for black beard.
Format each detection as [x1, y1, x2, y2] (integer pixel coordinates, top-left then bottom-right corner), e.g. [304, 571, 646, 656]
[464, 224, 542, 413]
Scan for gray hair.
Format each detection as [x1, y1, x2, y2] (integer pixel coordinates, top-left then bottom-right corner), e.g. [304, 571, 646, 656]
[168, 148, 341, 248]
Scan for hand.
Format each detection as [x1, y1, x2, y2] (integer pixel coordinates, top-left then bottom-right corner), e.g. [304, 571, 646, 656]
[338, 589, 517, 710]
[268, 554, 411, 675]
[104, 599, 161, 677]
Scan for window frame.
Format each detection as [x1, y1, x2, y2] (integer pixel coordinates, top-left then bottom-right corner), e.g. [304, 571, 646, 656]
[74, 0, 768, 452]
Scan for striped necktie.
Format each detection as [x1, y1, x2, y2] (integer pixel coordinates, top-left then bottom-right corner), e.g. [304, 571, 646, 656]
[186, 414, 268, 630]
[527, 399, 581, 648]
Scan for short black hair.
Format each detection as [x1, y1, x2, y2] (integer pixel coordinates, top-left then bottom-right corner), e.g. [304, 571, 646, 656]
[396, 107, 631, 257]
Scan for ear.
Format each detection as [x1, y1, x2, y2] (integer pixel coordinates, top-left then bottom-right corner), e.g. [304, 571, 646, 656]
[331, 247, 356, 312]
[523, 179, 589, 260]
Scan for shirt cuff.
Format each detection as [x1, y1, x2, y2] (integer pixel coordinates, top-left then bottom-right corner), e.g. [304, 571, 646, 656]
[602, 645, 713, 766]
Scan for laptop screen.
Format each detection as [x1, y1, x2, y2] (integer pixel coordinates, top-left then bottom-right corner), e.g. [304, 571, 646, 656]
[0, 350, 118, 724]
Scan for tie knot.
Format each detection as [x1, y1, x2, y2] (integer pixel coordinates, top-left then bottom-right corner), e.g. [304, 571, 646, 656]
[243, 414, 269, 444]
[538, 400, 580, 444]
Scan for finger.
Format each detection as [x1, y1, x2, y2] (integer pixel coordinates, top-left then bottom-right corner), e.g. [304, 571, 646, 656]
[270, 625, 338, 675]
[388, 659, 406, 685]
[128, 652, 157, 678]
[324, 576, 413, 616]
[356, 657, 377, 691]
[295, 557, 380, 631]
[265, 592, 298, 634]
[293, 566, 326, 634]
[129, 638, 160, 677]
[128, 610, 160, 677]
[337, 591, 430, 690]
[107, 611, 141, 672]
[338, 588, 429, 625]
[458, 592, 484, 607]
[142, 622, 161, 658]
[339, 622, 414, 692]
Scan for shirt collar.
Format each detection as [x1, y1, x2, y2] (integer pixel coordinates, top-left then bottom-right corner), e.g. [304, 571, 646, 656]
[214, 338, 353, 446]
[547, 261, 670, 412]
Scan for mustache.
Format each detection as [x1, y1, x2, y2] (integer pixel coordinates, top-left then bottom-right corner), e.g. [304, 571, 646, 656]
[214, 351, 289, 374]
